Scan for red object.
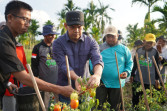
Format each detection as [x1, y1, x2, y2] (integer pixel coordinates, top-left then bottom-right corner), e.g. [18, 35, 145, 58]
[4, 45, 28, 96]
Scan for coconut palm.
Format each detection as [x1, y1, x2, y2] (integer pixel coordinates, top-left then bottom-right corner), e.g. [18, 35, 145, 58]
[57, 0, 81, 35]
[126, 23, 144, 48]
[96, 0, 114, 34]
[28, 19, 40, 48]
[44, 20, 54, 26]
[152, 2, 167, 35]
[64, 0, 81, 11]
[83, 1, 98, 28]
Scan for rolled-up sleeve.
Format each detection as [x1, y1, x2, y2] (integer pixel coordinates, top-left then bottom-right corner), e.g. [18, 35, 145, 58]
[124, 47, 133, 77]
[90, 39, 104, 68]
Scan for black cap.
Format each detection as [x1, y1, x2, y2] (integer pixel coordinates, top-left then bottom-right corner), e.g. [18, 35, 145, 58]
[134, 40, 143, 47]
[156, 35, 167, 42]
[66, 11, 84, 26]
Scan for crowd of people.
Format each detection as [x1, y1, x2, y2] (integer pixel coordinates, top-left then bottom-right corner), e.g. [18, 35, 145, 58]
[0, 0, 167, 111]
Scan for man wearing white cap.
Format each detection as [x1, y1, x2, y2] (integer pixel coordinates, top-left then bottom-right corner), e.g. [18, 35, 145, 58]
[97, 25, 133, 110]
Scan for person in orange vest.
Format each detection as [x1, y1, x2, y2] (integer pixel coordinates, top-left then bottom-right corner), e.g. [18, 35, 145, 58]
[2, 42, 28, 111]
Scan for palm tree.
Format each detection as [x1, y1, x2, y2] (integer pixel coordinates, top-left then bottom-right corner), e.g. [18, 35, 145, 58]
[83, 1, 98, 28]
[44, 20, 54, 26]
[96, 0, 114, 34]
[152, 2, 167, 35]
[126, 23, 144, 48]
[64, 0, 81, 11]
[132, 0, 162, 35]
[28, 19, 40, 48]
[57, 9, 66, 35]
[57, 0, 81, 35]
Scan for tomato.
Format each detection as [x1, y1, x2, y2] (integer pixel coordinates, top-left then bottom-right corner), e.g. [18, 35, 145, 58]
[70, 92, 78, 100]
[81, 86, 86, 91]
[90, 89, 96, 97]
[70, 99, 79, 109]
[54, 104, 61, 111]
[120, 73, 124, 78]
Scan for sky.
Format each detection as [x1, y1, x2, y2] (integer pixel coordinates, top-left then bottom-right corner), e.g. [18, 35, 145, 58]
[0, 0, 165, 40]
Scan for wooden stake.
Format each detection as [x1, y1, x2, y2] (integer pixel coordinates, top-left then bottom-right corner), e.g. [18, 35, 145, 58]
[26, 64, 46, 111]
[135, 53, 150, 111]
[115, 52, 125, 111]
[65, 55, 71, 85]
[146, 51, 152, 97]
[152, 56, 167, 97]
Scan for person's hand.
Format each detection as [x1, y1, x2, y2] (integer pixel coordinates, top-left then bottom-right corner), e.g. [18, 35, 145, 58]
[86, 74, 101, 88]
[60, 85, 75, 97]
[156, 44, 162, 53]
[130, 76, 134, 83]
[159, 56, 163, 61]
[75, 77, 82, 91]
[120, 72, 127, 79]
[7, 83, 18, 94]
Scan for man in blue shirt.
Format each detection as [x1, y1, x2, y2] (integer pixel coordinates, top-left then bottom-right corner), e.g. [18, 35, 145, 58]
[52, 11, 103, 103]
[97, 25, 133, 110]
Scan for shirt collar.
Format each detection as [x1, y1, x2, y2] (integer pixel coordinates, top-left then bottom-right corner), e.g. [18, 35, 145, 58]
[3, 26, 17, 45]
[41, 40, 51, 47]
[65, 31, 84, 42]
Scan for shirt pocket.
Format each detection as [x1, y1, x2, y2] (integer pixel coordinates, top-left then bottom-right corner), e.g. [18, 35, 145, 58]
[79, 50, 90, 64]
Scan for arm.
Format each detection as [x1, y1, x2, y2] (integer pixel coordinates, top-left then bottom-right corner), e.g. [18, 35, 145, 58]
[13, 70, 74, 97]
[88, 39, 103, 88]
[122, 47, 133, 78]
[31, 45, 40, 77]
[87, 64, 103, 88]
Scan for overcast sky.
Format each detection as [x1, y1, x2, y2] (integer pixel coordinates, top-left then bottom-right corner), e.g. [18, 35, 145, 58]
[0, 0, 165, 40]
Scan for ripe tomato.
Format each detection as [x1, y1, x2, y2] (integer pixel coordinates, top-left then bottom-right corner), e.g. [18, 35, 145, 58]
[70, 99, 79, 109]
[120, 73, 124, 78]
[54, 104, 61, 111]
[70, 92, 78, 100]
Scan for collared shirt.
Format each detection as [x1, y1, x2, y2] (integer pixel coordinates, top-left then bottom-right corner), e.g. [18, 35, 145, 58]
[52, 32, 103, 88]
[0, 26, 24, 95]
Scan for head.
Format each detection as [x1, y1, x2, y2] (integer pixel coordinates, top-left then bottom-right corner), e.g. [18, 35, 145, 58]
[42, 25, 59, 45]
[144, 33, 156, 50]
[134, 40, 143, 49]
[0, 21, 6, 29]
[4, 1, 33, 37]
[156, 35, 167, 47]
[64, 11, 84, 42]
[104, 25, 118, 46]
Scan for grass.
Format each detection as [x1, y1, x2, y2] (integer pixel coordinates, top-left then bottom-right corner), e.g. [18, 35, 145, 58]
[24, 48, 32, 64]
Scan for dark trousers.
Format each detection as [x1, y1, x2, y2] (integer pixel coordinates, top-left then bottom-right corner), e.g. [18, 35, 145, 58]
[96, 84, 122, 111]
[132, 81, 150, 107]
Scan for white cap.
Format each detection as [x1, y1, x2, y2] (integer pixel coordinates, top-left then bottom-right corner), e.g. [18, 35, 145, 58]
[104, 25, 118, 36]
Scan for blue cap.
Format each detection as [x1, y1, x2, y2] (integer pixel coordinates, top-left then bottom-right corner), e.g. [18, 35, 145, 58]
[41, 25, 59, 36]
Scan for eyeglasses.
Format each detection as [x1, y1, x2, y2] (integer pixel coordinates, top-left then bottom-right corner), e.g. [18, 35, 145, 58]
[12, 14, 31, 24]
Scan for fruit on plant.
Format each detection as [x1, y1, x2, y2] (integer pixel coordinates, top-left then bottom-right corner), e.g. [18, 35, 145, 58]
[157, 85, 161, 89]
[81, 86, 86, 91]
[54, 104, 61, 111]
[90, 89, 96, 97]
[120, 73, 124, 78]
[70, 92, 78, 100]
[70, 99, 79, 109]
